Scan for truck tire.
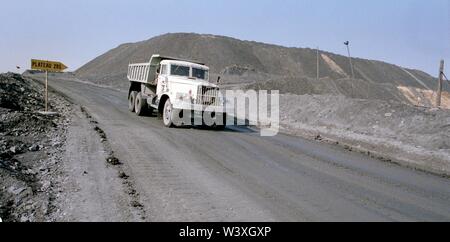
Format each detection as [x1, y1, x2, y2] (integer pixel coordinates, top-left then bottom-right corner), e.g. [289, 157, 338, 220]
[214, 113, 227, 130]
[128, 91, 137, 112]
[163, 99, 174, 127]
[135, 92, 147, 116]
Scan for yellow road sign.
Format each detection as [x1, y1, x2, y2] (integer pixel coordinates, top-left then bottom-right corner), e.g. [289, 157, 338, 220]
[30, 59, 67, 112]
[31, 59, 67, 72]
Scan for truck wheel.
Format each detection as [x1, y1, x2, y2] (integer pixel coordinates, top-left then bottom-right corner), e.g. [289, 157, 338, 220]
[214, 113, 227, 130]
[128, 91, 137, 112]
[163, 99, 174, 127]
[135, 92, 147, 116]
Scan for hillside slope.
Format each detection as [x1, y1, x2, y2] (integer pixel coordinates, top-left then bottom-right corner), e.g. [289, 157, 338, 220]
[76, 33, 443, 102]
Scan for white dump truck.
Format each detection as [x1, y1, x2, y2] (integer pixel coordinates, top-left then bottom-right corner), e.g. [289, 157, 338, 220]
[127, 54, 226, 128]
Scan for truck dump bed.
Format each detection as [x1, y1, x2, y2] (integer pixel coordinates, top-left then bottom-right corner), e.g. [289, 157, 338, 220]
[127, 54, 206, 85]
[127, 62, 153, 84]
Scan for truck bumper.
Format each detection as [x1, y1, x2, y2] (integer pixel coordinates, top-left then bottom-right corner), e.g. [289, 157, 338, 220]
[169, 102, 229, 126]
[172, 102, 228, 113]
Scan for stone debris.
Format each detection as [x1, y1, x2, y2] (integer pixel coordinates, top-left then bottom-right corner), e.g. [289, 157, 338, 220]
[0, 73, 72, 222]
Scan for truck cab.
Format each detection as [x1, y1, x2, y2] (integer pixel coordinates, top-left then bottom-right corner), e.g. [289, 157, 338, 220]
[127, 54, 226, 128]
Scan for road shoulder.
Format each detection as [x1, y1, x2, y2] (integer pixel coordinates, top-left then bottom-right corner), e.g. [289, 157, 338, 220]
[53, 105, 145, 221]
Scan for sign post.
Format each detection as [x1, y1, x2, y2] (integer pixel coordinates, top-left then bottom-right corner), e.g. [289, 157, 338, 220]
[45, 70, 48, 112]
[30, 59, 67, 113]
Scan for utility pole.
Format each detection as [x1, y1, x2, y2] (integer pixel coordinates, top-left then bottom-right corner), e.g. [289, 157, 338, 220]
[436, 60, 444, 107]
[316, 47, 320, 80]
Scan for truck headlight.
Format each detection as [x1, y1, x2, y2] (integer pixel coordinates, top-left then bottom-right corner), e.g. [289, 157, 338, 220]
[176, 92, 187, 100]
[176, 92, 194, 103]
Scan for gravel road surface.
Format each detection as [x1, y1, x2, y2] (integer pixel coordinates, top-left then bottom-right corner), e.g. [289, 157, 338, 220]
[45, 77, 450, 221]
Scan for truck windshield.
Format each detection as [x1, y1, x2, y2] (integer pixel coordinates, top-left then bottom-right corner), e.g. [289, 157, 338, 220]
[192, 68, 208, 80]
[171, 65, 190, 77]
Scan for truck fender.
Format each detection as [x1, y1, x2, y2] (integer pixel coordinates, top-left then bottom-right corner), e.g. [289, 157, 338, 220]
[128, 81, 141, 98]
[158, 94, 170, 114]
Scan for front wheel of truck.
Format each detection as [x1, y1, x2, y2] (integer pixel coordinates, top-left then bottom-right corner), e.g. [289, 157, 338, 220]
[163, 99, 174, 127]
[214, 113, 227, 130]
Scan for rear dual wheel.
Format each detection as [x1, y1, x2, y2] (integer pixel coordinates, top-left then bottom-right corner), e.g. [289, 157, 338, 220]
[129, 91, 150, 116]
[134, 92, 146, 116]
[128, 91, 137, 112]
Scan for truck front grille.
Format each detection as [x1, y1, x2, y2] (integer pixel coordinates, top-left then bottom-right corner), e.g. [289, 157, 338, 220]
[196, 86, 219, 106]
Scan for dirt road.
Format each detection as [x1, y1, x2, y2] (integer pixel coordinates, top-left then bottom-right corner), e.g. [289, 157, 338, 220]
[46, 77, 450, 221]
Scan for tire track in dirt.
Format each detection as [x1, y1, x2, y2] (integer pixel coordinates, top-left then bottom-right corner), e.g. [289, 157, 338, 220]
[79, 106, 146, 220]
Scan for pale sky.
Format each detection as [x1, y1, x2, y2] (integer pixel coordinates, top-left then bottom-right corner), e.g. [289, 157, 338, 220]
[0, 0, 449, 76]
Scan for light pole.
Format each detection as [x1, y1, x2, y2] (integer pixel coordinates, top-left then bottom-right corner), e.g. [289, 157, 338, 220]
[344, 41, 355, 79]
[344, 41, 355, 98]
[316, 47, 320, 80]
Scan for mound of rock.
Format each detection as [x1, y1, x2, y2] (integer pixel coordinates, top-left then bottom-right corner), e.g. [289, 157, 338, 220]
[0, 72, 44, 111]
[0, 73, 71, 222]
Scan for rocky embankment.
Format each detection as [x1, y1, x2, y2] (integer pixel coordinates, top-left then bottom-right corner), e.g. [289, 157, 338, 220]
[0, 73, 72, 222]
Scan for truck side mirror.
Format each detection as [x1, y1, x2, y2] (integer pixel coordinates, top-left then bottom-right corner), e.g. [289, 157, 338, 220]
[217, 76, 221, 84]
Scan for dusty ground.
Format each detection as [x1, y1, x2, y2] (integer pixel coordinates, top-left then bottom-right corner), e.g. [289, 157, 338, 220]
[397, 85, 450, 109]
[53, 105, 146, 221]
[279, 94, 450, 176]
